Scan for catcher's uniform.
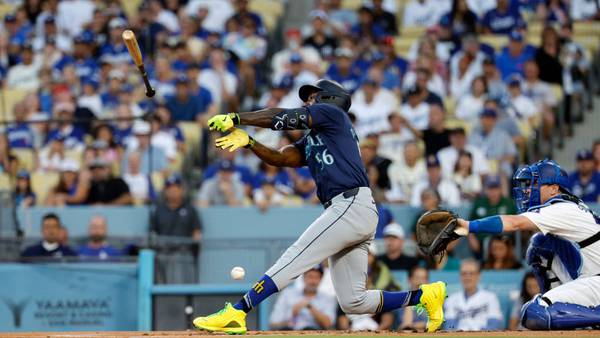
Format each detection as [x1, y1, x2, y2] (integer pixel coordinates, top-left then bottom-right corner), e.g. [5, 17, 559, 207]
[522, 196, 600, 306]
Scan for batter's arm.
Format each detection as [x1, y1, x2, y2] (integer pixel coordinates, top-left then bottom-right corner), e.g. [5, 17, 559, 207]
[238, 108, 313, 130]
[251, 142, 305, 168]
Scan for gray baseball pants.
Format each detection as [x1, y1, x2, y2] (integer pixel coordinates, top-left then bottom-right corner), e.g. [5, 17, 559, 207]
[265, 187, 382, 314]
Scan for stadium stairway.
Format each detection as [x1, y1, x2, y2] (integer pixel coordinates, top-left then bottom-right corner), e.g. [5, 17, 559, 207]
[552, 96, 600, 172]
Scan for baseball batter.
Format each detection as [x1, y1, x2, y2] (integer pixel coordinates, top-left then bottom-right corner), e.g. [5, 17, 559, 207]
[192, 80, 446, 334]
[455, 160, 600, 330]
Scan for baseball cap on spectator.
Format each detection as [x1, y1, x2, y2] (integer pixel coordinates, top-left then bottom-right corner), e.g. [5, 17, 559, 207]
[363, 77, 378, 87]
[335, 47, 354, 58]
[219, 160, 235, 172]
[60, 159, 80, 172]
[109, 17, 126, 30]
[576, 149, 594, 161]
[509, 30, 523, 42]
[4, 14, 16, 22]
[450, 127, 466, 135]
[272, 76, 293, 90]
[383, 222, 405, 239]
[74, 31, 95, 44]
[44, 16, 56, 24]
[82, 77, 99, 89]
[507, 74, 522, 87]
[121, 83, 134, 93]
[309, 9, 328, 21]
[22, 42, 33, 51]
[483, 55, 495, 65]
[289, 53, 303, 64]
[407, 85, 421, 96]
[89, 157, 109, 169]
[426, 155, 440, 168]
[165, 174, 183, 186]
[16, 170, 30, 179]
[132, 121, 151, 135]
[484, 175, 502, 188]
[50, 134, 66, 142]
[260, 176, 277, 186]
[91, 140, 109, 150]
[108, 69, 125, 81]
[54, 102, 75, 114]
[175, 74, 189, 85]
[372, 51, 385, 62]
[480, 108, 498, 118]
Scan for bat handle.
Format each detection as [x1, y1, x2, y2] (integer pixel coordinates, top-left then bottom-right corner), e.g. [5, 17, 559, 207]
[137, 64, 156, 98]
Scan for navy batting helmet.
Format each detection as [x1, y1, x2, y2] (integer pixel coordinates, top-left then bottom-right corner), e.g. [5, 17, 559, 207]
[299, 79, 352, 112]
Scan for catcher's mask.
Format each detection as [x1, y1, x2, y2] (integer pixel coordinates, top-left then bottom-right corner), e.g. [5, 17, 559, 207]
[512, 159, 570, 213]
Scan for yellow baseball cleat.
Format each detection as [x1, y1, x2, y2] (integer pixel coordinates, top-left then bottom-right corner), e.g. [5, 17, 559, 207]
[193, 302, 247, 335]
[419, 281, 447, 332]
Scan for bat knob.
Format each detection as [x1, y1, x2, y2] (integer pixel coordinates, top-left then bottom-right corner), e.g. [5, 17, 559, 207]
[145, 88, 156, 98]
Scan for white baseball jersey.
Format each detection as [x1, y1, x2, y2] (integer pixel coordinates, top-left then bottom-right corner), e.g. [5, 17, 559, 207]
[522, 200, 600, 278]
[444, 289, 503, 331]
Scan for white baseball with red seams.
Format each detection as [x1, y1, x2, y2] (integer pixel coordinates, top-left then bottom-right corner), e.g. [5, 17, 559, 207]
[230, 266, 246, 280]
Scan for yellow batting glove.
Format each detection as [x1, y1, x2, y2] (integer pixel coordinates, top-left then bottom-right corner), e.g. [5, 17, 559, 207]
[207, 113, 239, 132]
[215, 128, 256, 152]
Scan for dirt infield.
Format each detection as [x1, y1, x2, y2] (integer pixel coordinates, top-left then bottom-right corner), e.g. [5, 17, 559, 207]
[2, 330, 600, 338]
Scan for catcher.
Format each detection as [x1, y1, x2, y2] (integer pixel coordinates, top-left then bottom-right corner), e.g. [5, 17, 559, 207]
[417, 159, 600, 330]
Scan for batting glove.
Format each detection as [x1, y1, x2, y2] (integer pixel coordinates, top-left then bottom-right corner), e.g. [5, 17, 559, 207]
[215, 128, 256, 152]
[207, 113, 240, 132]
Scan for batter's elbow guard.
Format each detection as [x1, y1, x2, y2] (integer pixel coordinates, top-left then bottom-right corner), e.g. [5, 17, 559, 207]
[271, 108, 310, 130]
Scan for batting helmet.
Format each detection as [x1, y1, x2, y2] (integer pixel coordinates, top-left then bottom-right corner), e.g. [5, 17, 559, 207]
[298, 79, 352, 112]
[512, 159, 570, 213]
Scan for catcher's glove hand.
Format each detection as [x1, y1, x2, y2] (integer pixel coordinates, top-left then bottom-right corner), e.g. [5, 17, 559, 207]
[416, 209, 462, 257]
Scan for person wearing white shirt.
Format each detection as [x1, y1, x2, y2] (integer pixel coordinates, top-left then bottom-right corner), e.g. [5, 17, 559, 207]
[198, 49, 239, 110]
[451, 150, 482, 200]
[57, 0, 95, 37]
[449, 35, 485, 98]
[402, 0, 440, 27]
[400, 87, 431, 131]
[455, 76, 488, 125]
[444, 259, 504, 331]
[466, 0, 497, 18]
[438, 127, 490, 178]
[123, 151, 152, 203]
[570, 0, 600, 20]
[7, 45, 41, 91]
[378, 112, 416, 164]
[186, 0, 235, 32]
[402, 64, 447, 99]
[506, 76, 538, 122]
[410, 155, 461, 207]
[271, 29, 322, 83]
[386, 141, 426, 203]
[150, 0, 180, 33]
[351, 78, 398, 138]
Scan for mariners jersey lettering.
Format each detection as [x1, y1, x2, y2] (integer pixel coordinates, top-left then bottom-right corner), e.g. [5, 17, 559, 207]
[522, 199, 600, 277]
[294, 103, 369, 203]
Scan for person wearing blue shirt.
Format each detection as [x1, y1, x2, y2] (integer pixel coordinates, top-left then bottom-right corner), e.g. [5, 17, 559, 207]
[230, 0, 266, 36]
[78, 216, 122, 260]
[568, 150, 600, 203]
[495, 30, 535, 81]
[253, 162, 293, 194]
[351, 6, 387, 42]
[166, 75, 213, 122]
[54, 32, 99, 80]
[481, 0, 525, 35]
[46, 102, 85, 150]
[325, 48, 362, 94]
[7, 102, 34, 149]
[99, 17, 131, 64]
[203, 154, 254, 187]
[14, 170, 36, 207]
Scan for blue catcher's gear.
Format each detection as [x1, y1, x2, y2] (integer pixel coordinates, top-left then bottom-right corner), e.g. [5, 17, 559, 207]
[512, 160, 570, 213]
[526, 233, 583, 293]
[521, 295, 600, 330]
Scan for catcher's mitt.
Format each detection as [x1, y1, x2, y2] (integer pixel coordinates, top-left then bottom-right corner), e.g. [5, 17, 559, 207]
[415, 209, 461, 257]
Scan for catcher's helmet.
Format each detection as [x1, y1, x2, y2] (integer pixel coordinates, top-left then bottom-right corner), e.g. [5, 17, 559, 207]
[298, 79, 351, 112]
[512, 159, 570, 213]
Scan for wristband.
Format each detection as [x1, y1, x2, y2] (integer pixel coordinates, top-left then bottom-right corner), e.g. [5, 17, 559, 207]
[244, 136, 256, 149]
[469, 215, 503, 234]
[228, 113, 240, 125]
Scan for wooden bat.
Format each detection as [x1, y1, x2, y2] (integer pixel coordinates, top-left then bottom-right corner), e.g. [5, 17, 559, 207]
[122, 29, 155, 98]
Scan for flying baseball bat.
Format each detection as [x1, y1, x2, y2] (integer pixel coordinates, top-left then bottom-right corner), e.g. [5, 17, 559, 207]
[122, 29, 156, 98]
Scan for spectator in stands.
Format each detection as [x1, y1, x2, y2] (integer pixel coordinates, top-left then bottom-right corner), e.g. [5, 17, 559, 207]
[403, 58, 446, 99]
[21, 213, 77, 258]
[45, 160, 87, 206]
[254, 162, 293, 195]
[535, 26, 563, 85]
[271, 28, 322, 83]
[325, 47, 362, 94]
[400, 266, 430, 330]
[468, 108, 517, 176]
[277, 53, 319, 92]
[198, 48, 239, 111]
[351, 76, 398, 138]
[496, 30, 534, 81]
[78, 215, 121, 259]
[13, 170, 36, 207]
[536, 0, 569, 24]
[6, 42, 41, 90]
[360, 137, 392, 191]
[402, 0, 439, 28]
[303, 10, 337, 60]
[151, 174, 202, 240]
[229, 0, 265, 36]
[112, 104, 134, 147]
[411, 155, 461, 207]
[0, 134, 15, 175]
[449, 35, 485, 98]
[46, 101, 85, 151]
[377, 112, 416, 164]
[483, 235, 522, 270]
[480, 56, 507, 101]
[568, 150, 600, 203]
[438, 127, 489, 178]
[376, 223, 420, 271]
[203, 149, 254, 193]
[254, 176, 289, 212]
[387, 141, 426, 203]
[369, 51, 402, 98]
[481, 0, 525, 35]
[99, 17, 130, 65]
[7, 101, 35, 149]
[92, 124, 120, 161]
[417, 103, 451, 157]
[123, 121, 169, 174]
[400, 86, 431, 131]
[38, 134, 68, 172]
[166, 75, 214, 123]
[522, 60, 557, 142]
[270, 265, 337, 330]
[151, 57, 176, 101]
[148, 114, 178, 161]
[77, 78, 102, 117]
[123, 151, 154, 204]
[594, 140, 600, 172]
[570, 0, 600, 20]
[351, 6, 386, 46]
[505, 75, 538, 124]
[444, 259, 504, 330]
[439, 0, 478, 44]
[197, 160, 246, 207]
[324, 0, 358, 34]
[86, 158, 132, 205]
[452, 151, 482, 201]
[509, 272, 540, 330]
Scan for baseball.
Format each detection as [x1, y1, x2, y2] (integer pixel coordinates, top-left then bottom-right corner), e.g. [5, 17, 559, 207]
[230, 266, 245, 280]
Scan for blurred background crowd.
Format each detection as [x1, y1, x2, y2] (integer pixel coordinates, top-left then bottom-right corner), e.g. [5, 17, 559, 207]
[0, 0, 599, 331]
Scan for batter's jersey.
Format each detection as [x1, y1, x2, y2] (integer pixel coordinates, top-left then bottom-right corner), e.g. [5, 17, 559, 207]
[444, 289, 503, 331]
[522, 197, 600, 278]
[294, 103, 369, 204]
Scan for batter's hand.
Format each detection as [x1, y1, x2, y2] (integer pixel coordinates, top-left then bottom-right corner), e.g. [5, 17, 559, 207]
[215, 128, 255, 152]
[207, 113, 239, 132]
